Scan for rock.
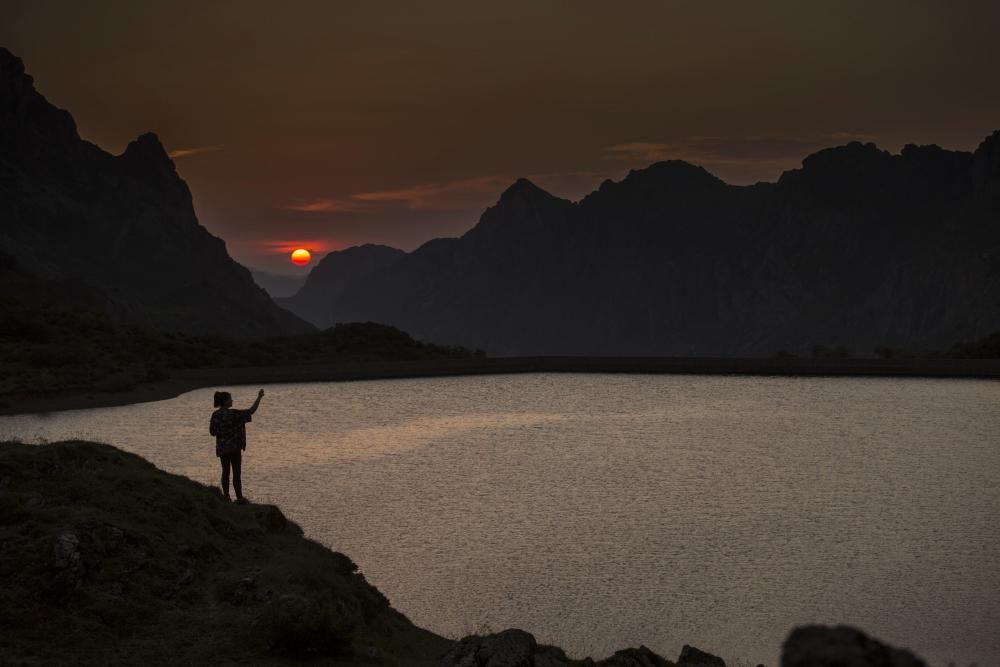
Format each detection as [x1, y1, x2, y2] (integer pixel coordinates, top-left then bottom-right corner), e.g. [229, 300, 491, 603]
[232, 575, 257, 604]
[781, 625, 927, 667]
[439, 629, 538, 667]
[479, 630, 537, 667]
[600, 645, 675, 666]
[52, 530, 81, 569]
[439, 631, 677, 667]
[90, 525, 125, 556]
[533, 645, 572, 667]
[678, 645, 725, 666]
[363, 640, 383, 661]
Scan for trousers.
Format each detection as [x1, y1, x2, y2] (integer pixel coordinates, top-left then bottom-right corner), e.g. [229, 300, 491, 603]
[219, 451, 242, 499]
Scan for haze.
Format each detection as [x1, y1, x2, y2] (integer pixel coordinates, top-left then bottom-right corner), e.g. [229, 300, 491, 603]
[3, 0, 998, 271]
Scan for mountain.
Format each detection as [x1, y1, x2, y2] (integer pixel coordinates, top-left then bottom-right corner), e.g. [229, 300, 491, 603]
[250, 269, 308, 298]
[0, 48, 312, 337]
[278, 244, 405, 328]
[316, 137, 1000, 356]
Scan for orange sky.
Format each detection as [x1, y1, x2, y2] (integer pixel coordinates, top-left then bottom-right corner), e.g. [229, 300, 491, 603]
[3, 1, 999, 271]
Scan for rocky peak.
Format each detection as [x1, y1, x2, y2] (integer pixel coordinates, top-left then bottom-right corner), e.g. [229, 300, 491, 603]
[468, 178, 572, 243]
[629, 159, 720, 185]
[120, 132, 178, 180]
[973, 129, 1000, 191]
[0, 47, 78, 149]
[496, 177, 556, 206]
[797, 141, 890, 175]
[0, 47, 29, 113]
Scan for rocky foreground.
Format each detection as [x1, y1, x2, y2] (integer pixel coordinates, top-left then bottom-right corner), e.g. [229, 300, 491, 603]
[0, 441, 929, 666]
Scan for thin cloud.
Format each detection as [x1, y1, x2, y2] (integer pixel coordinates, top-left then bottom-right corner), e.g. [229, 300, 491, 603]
[260, 240, 336, 254]
[287, 170, 624, 220]
[352, 176, 510, 210]
[285, 198, 362, 213]
[167, 144, 223, 159]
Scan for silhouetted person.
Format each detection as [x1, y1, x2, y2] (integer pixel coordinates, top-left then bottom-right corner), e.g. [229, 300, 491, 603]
[209, 388, 264, 503]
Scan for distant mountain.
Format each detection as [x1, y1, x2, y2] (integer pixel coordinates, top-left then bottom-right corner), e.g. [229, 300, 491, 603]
[278, 244, 404, 328]
[319, 137, 1000, 356]
[250, 269, 308, 299]
[0, 48, 312, 337]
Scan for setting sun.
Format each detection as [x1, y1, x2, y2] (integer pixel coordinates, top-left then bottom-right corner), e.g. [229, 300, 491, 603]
[290, 248, 311, 266]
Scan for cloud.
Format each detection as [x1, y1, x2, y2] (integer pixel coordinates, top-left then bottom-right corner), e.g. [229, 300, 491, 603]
[167, 145, 223, 159]
[352, 176, 510, 210]
[259, 240, 337, 254]
[283, 178, 507, 216]
[285, 198, 362, 213]
[604, 133, 880, 183]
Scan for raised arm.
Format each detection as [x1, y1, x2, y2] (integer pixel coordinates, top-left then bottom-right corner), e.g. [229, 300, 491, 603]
[247, 388, 264, 414]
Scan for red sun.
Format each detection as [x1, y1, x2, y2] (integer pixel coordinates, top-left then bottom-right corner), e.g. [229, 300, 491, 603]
[290, 248, 311, 266]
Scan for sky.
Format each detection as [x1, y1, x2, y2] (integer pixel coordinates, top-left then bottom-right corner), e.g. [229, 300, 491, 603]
[2, 1, 999, 272]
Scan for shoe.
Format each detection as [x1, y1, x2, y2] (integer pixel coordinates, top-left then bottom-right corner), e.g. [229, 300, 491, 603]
[234, 497, 250, 505]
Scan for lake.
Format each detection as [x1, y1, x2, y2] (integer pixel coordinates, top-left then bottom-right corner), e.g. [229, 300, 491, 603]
[1, 374, 997, 665]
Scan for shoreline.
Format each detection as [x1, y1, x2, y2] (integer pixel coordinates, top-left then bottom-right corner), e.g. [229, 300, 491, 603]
[2, 355, 998, 416]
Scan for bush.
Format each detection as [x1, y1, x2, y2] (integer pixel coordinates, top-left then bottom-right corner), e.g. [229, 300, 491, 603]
[254, 595, 354, 658]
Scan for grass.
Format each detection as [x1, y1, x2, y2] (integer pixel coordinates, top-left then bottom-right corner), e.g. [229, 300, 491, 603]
[0, 440, 450, 665]
[0, 295, 482, 399]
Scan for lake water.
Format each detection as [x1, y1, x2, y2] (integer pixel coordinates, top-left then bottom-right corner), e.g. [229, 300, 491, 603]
[1, 374, 998, 665]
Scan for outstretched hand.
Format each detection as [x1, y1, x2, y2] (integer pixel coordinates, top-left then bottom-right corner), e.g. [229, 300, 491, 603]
[248, 388, 264, 414]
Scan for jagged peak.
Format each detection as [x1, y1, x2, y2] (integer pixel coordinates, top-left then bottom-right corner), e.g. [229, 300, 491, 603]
[122, 132, 169, 162]
[120, 132, 178, 179]
[972, 129, 1000, 186]
[798, 141, 889, 170]
[0, 46, 26, 81]
[497, 177, 554, 202]
[0, 47, 79, 146]
[973, 129, 1000, 162]
[624, 159, 722, 186]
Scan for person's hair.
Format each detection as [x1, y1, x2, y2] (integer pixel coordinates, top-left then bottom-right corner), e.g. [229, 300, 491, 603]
[213, 391, 232, 408]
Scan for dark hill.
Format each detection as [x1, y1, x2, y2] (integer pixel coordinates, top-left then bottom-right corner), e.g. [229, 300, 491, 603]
[0, 441, 931, 666]
[279, 244, 405, 328]
[0, 48, 312, 337]
[0, 440, 447, 665]
[318, 135, 1000, 356]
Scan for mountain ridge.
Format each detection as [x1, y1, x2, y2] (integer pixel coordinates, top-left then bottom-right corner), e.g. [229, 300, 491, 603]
[0, 47, 312, 337]
[291, 132, 1000, 356]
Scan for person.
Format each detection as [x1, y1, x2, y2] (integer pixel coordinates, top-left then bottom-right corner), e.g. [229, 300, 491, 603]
[209, 388, 264, 503]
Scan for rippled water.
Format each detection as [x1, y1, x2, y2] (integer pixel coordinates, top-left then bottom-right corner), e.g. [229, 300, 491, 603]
[2, 374, 998, 665]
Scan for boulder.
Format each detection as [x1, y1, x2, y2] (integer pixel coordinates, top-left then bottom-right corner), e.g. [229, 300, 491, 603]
[440, 629, 538, 667]
[781, 625, 926, 667]
[677, 644, 725, 666]
[600, 645, 676, 666]
[439, 630, 678, 667]
[52, 530, 81, 569]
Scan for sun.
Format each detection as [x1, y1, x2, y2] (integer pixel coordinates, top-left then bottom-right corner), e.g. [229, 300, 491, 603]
[290, 248, 311, 266]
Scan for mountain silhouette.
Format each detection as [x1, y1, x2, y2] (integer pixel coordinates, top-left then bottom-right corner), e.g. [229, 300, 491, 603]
[278, 244, 405, 328]
[249, 269, 308, 299]
[296, 136, 1000, 356]
[0, 48, 312, 337]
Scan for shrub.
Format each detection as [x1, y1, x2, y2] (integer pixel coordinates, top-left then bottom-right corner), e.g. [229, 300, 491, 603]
[254, 595, 354, 658]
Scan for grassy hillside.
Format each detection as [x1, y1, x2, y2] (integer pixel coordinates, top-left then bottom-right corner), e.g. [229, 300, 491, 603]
[0, 295, 481, 400]
[0, 440, 449, 665]
[0, 441, 935, 666]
